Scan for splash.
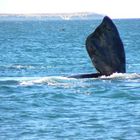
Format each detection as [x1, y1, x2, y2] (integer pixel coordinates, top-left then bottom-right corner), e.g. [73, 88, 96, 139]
[0, 73, 140, 87]
[100, 73, 140, 80]
[19, 76, 71, 86]
[19, 73, 140, 86]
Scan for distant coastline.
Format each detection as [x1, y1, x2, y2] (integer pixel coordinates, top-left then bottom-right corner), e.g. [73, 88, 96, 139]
[0, 12, 104, 20]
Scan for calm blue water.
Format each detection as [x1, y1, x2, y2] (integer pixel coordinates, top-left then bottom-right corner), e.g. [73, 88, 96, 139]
[0, 18, 140, 140]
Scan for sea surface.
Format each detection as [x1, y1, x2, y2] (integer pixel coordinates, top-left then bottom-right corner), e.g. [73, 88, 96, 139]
[0, 18, 140, 140]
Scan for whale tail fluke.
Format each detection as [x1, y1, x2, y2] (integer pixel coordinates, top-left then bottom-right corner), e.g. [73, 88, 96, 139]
[68, 16, 126, 79]
[86, 16, 126, 76]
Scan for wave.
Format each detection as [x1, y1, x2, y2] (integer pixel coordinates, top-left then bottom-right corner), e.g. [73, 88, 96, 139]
[19, 76, 70, 86]
[99, 73, 140, 80]
[0, 73, 140, 87]
[0, 64, 47, 70]
[0, 76, 70, 86]
[10, 65, 35, 69]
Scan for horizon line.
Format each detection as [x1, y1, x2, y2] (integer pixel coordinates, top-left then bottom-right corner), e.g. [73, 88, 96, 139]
[0, 12, 140, 19]
[0, 12, 102, 15]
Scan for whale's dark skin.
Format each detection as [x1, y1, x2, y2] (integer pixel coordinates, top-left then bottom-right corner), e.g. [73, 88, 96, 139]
[69, 16, 126, 79]
[86, 16, 126, 76]
[68, 73, 102, 79]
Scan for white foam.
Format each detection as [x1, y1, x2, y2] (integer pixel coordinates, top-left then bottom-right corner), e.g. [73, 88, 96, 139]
[0, 73, 140, 87]
[19, 76, 70, 86]
[100, 72, 140, 80]
[10, 65, 35, 69]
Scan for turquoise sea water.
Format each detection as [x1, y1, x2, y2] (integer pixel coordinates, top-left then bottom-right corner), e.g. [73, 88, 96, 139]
[0, 18, 140, 139]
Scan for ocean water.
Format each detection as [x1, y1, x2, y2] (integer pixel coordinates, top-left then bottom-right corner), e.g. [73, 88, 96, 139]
[0, 18, 140, 140]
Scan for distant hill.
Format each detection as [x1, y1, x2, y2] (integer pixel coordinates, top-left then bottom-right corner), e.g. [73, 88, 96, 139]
[0, 12, 104, 20]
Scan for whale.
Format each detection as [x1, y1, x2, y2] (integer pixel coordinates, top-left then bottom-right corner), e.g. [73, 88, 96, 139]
[69, 16, 126, 78]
